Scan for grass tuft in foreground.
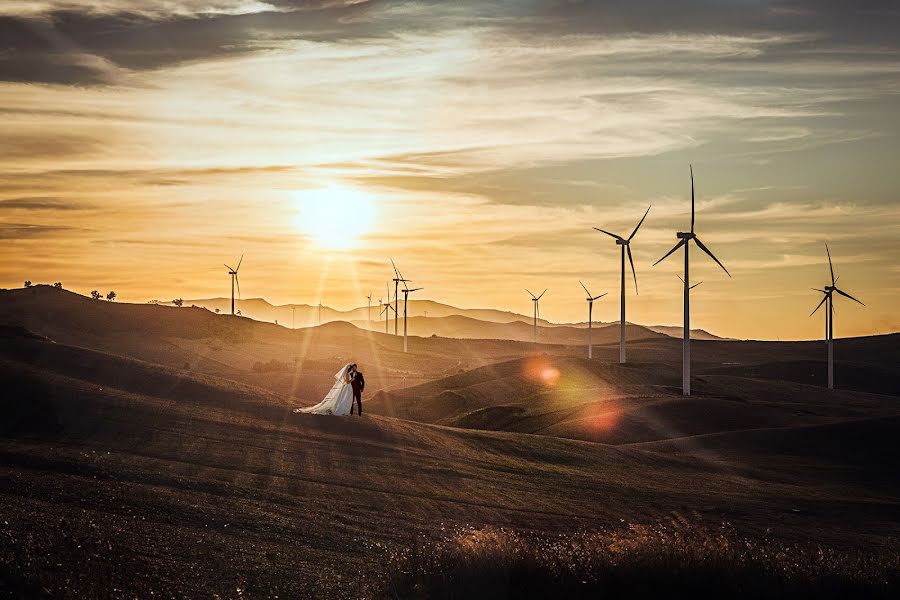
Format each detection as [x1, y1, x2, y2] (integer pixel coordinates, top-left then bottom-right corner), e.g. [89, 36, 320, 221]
[382, 519, 899, 599]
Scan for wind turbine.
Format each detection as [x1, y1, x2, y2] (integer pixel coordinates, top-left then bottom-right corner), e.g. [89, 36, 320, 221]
[676, 274, 702, 290]
[810, 244, 864, 390]
[224, 255, 243, 315]
[526, 289, 547, 343]
[653, 166, 730, 396]
[380, 284, 396, 335]
[391, 259, 409, 336]
[593, 205, 651, 364]
[401, 283, 424, 353]
[579, 281, 607, 359]
[366, 292, 373, 323]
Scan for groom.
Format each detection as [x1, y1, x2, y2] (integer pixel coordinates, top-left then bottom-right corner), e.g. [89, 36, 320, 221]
[349, 364, 365, 416]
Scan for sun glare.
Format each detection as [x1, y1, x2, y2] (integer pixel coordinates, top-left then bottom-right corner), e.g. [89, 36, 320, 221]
[294, 185, 377, 250]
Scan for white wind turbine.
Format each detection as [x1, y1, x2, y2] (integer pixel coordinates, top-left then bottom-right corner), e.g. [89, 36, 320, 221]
[224, 255, 243, 315]
[810, 243, 864, 390]
[380, 283, 396, 335]
[579, 281, 607, 359]
[391, 259, 409, 336]
[593, 205, 651, 363]
[653, 166, 730, 396]
[526, 289, 547, 343]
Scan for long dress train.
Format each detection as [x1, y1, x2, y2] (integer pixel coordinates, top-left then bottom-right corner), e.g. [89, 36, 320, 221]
[295, 364, 355, 415]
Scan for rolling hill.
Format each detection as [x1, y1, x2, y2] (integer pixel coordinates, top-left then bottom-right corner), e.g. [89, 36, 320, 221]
[174, 295, 730, 340]
[2, 323, 899, 596]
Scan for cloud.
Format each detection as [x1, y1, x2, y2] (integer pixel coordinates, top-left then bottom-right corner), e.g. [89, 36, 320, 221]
[0, 222, 77, 239]
[0, 196, 89, 210]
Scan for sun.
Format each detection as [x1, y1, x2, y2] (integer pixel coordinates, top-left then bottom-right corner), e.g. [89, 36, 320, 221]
[294, 185, 377, 250]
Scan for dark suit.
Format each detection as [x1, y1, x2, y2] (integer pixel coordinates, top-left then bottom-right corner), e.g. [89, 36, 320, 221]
[350, 371, 365, 415]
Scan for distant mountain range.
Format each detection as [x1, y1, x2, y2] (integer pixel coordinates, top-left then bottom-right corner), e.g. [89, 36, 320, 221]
[174, 296, 729, 341]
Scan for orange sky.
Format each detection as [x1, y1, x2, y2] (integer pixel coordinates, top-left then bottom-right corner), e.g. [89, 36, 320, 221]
[1, 1, 899, 340]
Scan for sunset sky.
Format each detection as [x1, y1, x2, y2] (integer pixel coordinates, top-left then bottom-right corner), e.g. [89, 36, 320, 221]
[2, 1, 899, 340]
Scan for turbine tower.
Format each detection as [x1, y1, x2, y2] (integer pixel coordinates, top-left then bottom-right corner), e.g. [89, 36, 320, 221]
[526, 289, 547, 343]
[810, 244, 864, 390]
[401, 283, 423, 353]
[653, 166, 730, 396]
[579, 281, 607, 359]
[366, 293, 372, 323]
[224, 255, 243, 315]
[391, 259, 409, 336]
[593, 205, 651, 363]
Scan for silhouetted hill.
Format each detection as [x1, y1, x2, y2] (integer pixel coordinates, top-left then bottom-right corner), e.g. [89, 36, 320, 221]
[178, 295, 729, 340]
[353, 314, 666, 345]
[0, 286, 578, 404]
[179, 296, 552, 328]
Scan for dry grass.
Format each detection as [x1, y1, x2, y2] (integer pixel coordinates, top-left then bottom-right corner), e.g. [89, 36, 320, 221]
[382, 517, 899, 599]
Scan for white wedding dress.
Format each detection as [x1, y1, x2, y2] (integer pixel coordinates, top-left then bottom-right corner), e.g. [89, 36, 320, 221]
[296, 364, 355, 416]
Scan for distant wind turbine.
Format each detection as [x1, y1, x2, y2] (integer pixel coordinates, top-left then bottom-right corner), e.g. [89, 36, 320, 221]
[653, 166, 730, 396]
[810, 243, 864, 390]
[224, 255, 243, 315]
[366, 292, 373, 322]
[380, 284, 396, 335]
[676, 274, 702, 290]
[391, 259, 409, 336]
[526, 289, 547, 343]
[593, 205, 651, 364]
[579, 281, 607, 359]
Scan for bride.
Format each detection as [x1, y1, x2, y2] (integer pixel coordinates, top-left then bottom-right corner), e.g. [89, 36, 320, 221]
[295, 364, 355, 416]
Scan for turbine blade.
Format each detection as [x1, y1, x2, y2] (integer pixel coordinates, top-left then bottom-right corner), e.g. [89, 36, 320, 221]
[626, 244, 638, 294]
[224, 264, 233, 271]
[390, 258, 400, 278]
[653, 239, 686, 266]
[690, 164, 695, 234]
[834, 287, 865, 306]
[690, 282, 702, 290]
[677, 274, 685, 284]
[825, 243, 835, 286]
[235, 275, 241, 300]
[236, 255, 243, 272]
[592, 292, 608, 300]
[537, 288, 547, 300]
[408, 287, 423, 292]
[525, 289, 536, 299]
[628, 205, 652, 241]
[593, 227, 624, 241]
[809, 295, 827, 316]
[579, 280, 591, 297]
[811, 288, 826, 292]
[693, 236, 731, 277]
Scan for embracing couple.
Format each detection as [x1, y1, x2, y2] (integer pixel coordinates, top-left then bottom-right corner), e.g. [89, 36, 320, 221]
[295, 363, 365, 416]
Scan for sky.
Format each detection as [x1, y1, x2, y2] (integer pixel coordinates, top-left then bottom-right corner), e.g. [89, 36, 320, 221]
[1, 0, 899, 340]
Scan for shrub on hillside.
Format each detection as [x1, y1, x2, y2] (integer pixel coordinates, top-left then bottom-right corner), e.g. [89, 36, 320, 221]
[252, 359, 290, 373]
